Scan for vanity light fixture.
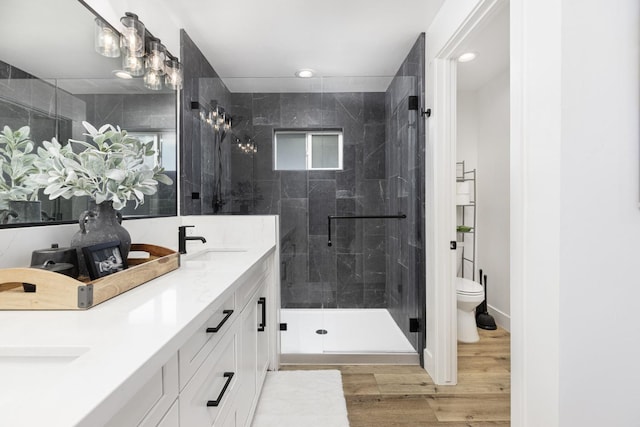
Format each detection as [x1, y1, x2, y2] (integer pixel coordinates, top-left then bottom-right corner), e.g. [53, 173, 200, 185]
[295, 69, 315, 78]
[94, 18, 121, 57]
[147, 38, 166, 71]
[457, 52, 477, 63]
[92, 11, 184, 91]
[120, 13, 145, 58]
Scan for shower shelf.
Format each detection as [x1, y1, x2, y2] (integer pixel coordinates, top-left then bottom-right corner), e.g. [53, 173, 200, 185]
[456, 161, 476, 281]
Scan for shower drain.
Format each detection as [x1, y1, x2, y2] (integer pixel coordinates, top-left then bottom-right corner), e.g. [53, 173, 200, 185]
[315, 329, 328, 335]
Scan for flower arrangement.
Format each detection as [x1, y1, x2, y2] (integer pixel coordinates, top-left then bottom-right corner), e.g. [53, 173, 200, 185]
[0, 125, 41, 209]
[32, 121, 173, 210]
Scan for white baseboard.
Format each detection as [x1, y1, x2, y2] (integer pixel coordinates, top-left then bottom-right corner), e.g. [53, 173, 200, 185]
[487, 304, 510, 332]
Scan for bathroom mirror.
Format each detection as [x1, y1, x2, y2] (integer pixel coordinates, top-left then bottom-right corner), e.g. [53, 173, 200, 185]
[0, 0, 178, 227]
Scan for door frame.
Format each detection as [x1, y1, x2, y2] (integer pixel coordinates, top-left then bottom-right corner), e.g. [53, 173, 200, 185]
[424, 0, 506, 385]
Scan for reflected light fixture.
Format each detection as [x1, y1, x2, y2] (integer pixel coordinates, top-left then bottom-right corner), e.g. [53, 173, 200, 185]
[164, 59, 183, 90]
[236, 136, 257, 154]
[122, 54, 145, 76]
[457, 52, 477, 63]
[144, 69, 164, 90]
[190, 101, 232, 134]
[112, 70, 132, 79]
[94, 18, 120, 57]
[295, 69, 315, 78]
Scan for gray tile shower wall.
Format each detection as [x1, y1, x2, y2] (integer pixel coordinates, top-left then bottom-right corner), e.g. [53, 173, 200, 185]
[385, 34, 426, 351]
[0, 60, 74, 144]
[180, 30, 233, 215]
[79, 93, 175, 132]
[227, 91, 387, 309]
[179, 33, 426, 347]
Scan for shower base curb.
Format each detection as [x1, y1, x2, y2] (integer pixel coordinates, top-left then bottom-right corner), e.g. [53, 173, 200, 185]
[280, 352, 420, 365]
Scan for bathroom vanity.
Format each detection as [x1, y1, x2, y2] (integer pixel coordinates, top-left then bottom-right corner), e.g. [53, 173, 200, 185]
[0, 216, 280, 427]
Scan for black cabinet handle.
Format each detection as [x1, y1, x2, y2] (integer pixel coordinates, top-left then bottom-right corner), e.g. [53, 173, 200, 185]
[258, 297, 266, 332]
[206, 372, 234, 407]
[206, 310, 234, 333]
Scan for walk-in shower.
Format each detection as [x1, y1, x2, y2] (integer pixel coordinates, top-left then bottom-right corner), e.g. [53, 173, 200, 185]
[187, 33, 426, 365]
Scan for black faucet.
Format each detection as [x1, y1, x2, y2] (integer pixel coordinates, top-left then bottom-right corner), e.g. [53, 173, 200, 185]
[178, 225, 207, 254]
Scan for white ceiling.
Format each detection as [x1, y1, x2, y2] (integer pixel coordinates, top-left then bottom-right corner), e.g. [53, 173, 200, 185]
[1, 0, 446, 94]
[455, 4, 510, 91]
[160, 0, 446, 91]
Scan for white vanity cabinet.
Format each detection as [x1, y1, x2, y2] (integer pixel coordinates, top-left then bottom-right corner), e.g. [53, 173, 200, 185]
[236, 275, 270, 427]
[179, 292, 237, 390]
[101, 251, 276, 427]
[179, 315, 239, 426]
[104, 354, 179, 427]
[177, 253, 274, 427]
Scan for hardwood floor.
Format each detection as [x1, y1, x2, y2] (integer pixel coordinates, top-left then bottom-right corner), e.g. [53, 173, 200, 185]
[282, 327, 510, 426]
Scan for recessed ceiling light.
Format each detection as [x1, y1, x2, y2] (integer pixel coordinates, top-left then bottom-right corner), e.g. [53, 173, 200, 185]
[112, 70, 133, 79]
[457, 52, 477, 63]
[295, 69, 315, 78]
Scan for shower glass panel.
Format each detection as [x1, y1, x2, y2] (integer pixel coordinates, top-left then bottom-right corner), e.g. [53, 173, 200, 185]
[197, 70, 425, 362]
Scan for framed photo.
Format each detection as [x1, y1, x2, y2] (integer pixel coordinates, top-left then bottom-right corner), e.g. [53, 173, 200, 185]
[82, 241, 128, 280]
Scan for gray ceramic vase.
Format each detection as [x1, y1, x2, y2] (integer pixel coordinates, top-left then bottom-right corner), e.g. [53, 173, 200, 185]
[71, 201, 131, 279]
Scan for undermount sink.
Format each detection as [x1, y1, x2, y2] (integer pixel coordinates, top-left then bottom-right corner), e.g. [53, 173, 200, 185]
[182, 248, 248, 270]
[184, 248, 248, 262]
[0, 345, 90, 365]
[0, 345, 90, 389]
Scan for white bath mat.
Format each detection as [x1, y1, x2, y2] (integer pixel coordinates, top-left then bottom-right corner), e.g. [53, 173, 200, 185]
[251, 370, 349, 427]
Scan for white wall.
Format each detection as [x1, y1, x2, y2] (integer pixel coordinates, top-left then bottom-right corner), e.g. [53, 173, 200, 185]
[456, 91, 479, 171]
[476, 69, 510, 330]
[511, 0, 640, 425]
[456, 69, 510, 330]
[558, 0, 640, 425]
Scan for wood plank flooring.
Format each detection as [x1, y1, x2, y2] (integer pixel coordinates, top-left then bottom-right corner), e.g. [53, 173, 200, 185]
[282, 327, 510, 426]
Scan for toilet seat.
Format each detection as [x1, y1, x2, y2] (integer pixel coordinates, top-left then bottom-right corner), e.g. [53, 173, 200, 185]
[456, 277, 485, 343]
[455, 277, 484, 295]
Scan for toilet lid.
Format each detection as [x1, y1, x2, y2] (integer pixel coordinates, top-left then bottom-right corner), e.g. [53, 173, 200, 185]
[456, 277, 484, 294]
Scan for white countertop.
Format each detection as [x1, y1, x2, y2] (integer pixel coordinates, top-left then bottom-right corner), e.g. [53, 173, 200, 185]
[0, 243, 275, 427]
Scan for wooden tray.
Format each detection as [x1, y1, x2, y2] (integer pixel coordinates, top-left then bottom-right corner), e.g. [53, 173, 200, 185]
[0, 244, 179, 310]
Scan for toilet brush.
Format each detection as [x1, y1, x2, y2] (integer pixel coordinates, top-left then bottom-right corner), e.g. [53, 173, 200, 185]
[476, 269, 484, 315]
[476, 274, 497, 330]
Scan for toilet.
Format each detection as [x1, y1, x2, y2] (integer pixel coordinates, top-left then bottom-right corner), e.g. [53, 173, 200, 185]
[456, 277, 485, 343]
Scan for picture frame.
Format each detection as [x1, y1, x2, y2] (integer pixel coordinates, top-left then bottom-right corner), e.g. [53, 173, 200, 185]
[82, 241, 128, 280]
